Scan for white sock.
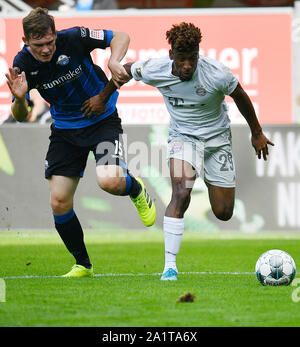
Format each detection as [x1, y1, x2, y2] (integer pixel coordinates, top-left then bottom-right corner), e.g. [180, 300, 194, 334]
[163, 216, 184, 273]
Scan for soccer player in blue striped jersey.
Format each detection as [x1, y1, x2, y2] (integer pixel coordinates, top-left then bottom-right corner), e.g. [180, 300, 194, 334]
[5, 7, 156, 278]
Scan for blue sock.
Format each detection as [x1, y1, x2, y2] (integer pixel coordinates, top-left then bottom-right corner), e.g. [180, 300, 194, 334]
[121, 173, 141, 197]
[53, 209, 75, 224]
[54, 209, 91, 268]
[121, 173, 132, 196]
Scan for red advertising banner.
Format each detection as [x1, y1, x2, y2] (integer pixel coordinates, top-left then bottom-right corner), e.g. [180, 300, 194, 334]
[0, 10, 292, 124]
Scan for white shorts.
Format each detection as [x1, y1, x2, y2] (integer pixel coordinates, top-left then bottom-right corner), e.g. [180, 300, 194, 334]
[167, 129, 236, 188]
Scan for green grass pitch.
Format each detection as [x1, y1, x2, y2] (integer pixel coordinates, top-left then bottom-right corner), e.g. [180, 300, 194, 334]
[1, 230, 300, 327]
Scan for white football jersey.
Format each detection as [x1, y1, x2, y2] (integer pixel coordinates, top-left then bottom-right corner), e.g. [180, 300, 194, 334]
[131, 55, 238, 139]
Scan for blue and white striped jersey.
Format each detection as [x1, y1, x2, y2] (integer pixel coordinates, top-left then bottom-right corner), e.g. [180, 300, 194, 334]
[12, 26, 118, 129]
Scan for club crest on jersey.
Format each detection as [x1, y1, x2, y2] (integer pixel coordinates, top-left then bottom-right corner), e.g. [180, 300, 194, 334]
[170, 142, 182, 155]
[196, 87, 206, 96]
[56, 55, 70, 66]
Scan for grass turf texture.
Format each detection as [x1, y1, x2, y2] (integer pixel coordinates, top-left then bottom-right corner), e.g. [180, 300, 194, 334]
[1, 230, 300, 327]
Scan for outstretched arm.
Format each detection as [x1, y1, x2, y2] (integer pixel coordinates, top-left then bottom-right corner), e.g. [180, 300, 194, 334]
[230, 82, 274, 160]
[81, 63, 134, 118]
[5, 67, 29, 122]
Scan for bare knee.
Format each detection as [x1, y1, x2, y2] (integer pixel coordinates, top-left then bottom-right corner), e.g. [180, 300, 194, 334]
[96, 165, 125, 195]
[212, 205, 234, 221]
[167, 187, 191, 217]
[48, 175, 78, 215]
[207, 185, 235, 221]
[51, 194, 73, 215]
[175, 187, 191, 206]
[98, 176, 125, 195]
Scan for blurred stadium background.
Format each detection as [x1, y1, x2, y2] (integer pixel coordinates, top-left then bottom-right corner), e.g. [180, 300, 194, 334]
[0, 0, 299, 235]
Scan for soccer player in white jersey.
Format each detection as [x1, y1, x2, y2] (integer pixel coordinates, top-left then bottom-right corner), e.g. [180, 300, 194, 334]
[83, 22, 274, 281]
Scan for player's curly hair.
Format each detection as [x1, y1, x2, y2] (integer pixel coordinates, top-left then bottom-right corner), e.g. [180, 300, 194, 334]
[166, 22, 202, 52]
[23, 7, 56, 40]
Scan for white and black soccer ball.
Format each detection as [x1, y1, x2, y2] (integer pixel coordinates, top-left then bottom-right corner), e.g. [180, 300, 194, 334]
[255, 249, 296, 286]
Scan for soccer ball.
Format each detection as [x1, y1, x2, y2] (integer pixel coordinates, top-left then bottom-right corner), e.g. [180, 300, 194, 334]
[255, 249, 296, 286]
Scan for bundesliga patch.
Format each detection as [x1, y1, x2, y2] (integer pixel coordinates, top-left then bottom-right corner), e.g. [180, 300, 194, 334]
[89, 29, 104, 40]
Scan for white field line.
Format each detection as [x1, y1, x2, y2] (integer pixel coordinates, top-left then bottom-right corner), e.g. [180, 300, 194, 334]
[2, 271, 255, 280]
